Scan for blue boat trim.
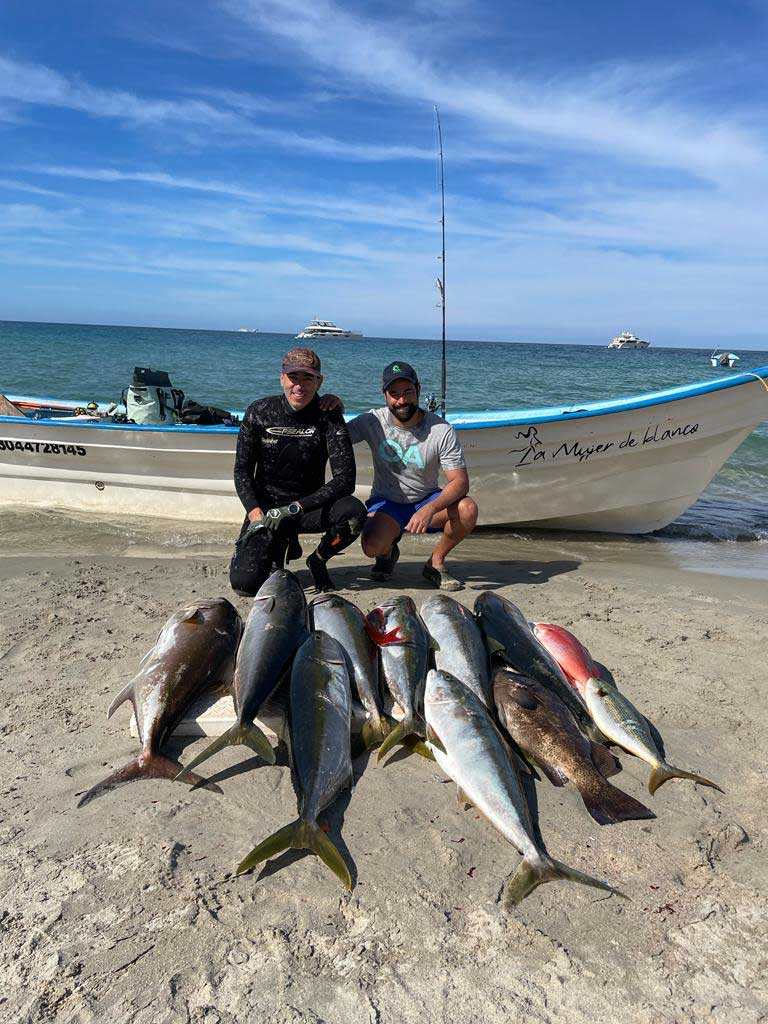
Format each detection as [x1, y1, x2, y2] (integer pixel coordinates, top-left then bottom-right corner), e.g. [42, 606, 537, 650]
[3, 364, 768, 432]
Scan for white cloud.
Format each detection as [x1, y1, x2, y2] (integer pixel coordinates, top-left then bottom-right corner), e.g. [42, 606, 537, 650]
[224, 0, 767, 181]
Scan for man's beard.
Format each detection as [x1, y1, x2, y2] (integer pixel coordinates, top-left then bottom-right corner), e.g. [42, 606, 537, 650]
[391, 402, 418, 422]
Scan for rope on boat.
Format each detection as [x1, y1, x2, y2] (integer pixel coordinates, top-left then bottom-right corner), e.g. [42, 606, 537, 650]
[741, 372, 768, 394]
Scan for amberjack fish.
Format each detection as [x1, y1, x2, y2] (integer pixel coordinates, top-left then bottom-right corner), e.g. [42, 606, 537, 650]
[493, 667, 655, 825]
[421, 593, 491, 706]
[237, 631, 354, 889]
[533, 622, 724, 796]
[424, 669, 627, 906]
[176, 570, 308, 779]
[367, 596, 431, 763]
[310, 593, 390, 749]
[77, 598, 242, 807]
[474, 593, 595, 737]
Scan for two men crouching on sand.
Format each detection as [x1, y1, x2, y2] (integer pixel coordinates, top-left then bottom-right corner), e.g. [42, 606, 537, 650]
[229, 348, 478, 596]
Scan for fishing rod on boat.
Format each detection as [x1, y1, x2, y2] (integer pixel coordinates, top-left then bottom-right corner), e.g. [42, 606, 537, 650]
[435, 104, 447, 418]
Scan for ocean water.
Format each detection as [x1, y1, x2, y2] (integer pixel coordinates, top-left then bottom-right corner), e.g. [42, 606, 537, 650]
[1, 320, 767, 572]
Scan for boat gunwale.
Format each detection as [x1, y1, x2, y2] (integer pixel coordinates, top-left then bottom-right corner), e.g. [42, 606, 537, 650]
[2, 364, 767, 434]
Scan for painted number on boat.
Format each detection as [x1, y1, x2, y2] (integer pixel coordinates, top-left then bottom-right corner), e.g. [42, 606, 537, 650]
[0, 439, 87, 456]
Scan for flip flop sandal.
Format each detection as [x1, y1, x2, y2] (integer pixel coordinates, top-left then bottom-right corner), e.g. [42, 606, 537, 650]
[371, 540, 400, 581]
[422, 561, 462, 592]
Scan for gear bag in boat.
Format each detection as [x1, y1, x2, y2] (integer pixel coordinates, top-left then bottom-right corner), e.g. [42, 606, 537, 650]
[122, 367, 185, 426]
[178, 398, 238, 426]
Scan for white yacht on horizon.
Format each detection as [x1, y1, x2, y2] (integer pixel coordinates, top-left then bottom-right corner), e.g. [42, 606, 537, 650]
[295, 318, 363, 340]
[608, 331, 650, 350]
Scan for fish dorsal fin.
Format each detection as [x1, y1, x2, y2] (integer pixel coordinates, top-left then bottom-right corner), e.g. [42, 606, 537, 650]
[106, 679, 137, 720]
[254, 595, 276, 613]
[180, 607, 205, 624]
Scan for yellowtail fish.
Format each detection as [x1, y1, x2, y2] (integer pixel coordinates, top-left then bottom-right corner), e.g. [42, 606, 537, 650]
[583, 676, 723, 796]
[367, 596, 431, 763]
[310, 592, 390, 749]
[425, 669, 627, 906]
[237, 631, 353, 889]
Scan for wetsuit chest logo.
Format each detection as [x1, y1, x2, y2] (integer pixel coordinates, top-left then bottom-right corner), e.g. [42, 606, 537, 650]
[266, 426, 316, 437]
[378, 439, 424, 468]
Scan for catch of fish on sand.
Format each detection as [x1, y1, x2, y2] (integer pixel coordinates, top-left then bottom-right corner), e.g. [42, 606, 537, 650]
[77, 571, 723, 905]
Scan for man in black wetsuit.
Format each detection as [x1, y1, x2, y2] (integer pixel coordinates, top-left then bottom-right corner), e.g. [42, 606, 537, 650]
[230, 347, 366, 595]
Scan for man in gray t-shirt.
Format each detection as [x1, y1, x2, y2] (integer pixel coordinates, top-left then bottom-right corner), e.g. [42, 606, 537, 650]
[347, 361, 478, 590]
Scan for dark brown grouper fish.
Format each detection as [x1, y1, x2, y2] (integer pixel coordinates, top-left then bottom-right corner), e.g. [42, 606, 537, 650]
[77, 598, 243, 807]
[176, 570, 308, 780]
[367, 596, 431, 763]
[309, 593, 390, 749]
[493, 667, 656, 825]
[474, 592, 597, 740]
[237, 630, 354, 889]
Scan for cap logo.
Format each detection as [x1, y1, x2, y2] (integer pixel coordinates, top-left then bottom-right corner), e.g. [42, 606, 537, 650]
[392, 364, 401, 372]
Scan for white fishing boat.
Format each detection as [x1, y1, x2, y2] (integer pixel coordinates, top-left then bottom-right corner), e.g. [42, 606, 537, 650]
[295, 319, 363, 340]
[2, 366, 767, 534]
[710, 351, 740, 368]
[608, 331, 650, 350]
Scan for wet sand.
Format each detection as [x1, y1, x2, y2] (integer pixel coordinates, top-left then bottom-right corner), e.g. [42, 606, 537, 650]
[0, 520, 765, 1024]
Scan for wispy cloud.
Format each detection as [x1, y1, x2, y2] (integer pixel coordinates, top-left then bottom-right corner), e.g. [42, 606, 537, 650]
[224, 0, 767, 181]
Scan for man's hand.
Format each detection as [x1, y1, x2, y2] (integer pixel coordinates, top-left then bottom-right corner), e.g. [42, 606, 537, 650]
[263, 504, 299, 532]
[319, 393, 345, 413]
[405, 505, 434, 534]
[247, 507, 265, 523]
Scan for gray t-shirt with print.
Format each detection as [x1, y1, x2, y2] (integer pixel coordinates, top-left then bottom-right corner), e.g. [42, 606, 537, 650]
[347, 407, 466, 503]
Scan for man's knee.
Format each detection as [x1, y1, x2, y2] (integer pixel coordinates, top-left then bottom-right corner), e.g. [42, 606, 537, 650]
[331, 495, 367, 534]
[229, 566, 263, 597]
[458, 495, 478, 528]
[361, 531, 388, 558]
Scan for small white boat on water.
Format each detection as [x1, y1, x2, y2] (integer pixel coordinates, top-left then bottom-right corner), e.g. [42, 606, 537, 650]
[710, 351, 740, 368]
[295, 319, 363, 340]
[236, 327, 259, 333]
[608, 331, 650, 350]
[2, 366, 767, 534]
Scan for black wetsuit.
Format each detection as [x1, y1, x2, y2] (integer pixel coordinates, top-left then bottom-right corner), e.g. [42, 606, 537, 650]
[229, 394, 366, 595]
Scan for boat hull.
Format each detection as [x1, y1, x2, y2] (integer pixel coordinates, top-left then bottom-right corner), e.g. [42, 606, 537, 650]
[1, 368, 766, 533]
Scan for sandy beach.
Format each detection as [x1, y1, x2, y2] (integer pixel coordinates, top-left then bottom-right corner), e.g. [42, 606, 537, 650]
[0, 521, 765, 1024]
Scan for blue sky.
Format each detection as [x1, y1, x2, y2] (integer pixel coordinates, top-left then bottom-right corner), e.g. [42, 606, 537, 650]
[1, 0, 767, 346]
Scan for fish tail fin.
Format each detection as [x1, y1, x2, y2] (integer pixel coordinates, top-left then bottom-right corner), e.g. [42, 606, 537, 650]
[503, 855, 627, 907]
[375, 716, 419, 764]
[236, 818, 352, 890]
[403, 736, 435, 761]
[77, 753, 221, 808]
[174, 722, 275, 782]
[360, 715, 392, 753]
[582, 780, 656, 826]
[648, 763, 724, 796]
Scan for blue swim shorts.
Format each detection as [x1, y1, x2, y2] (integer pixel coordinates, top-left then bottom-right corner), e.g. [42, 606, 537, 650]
[365, 490, 442, 532]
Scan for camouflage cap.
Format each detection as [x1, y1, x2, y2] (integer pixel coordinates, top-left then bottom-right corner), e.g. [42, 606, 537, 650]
[282, 347, 322, 378]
